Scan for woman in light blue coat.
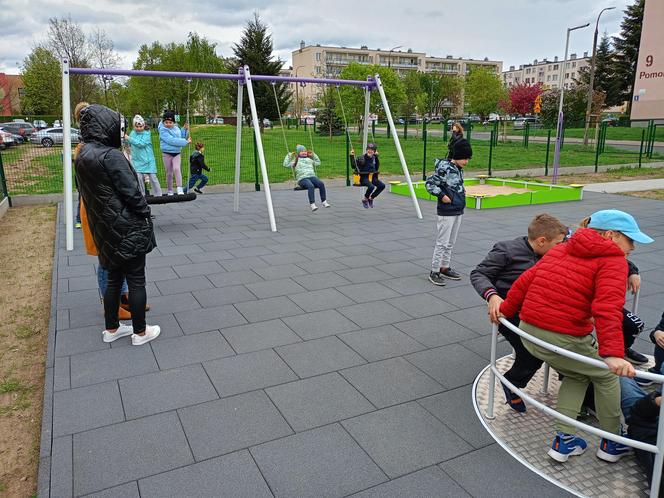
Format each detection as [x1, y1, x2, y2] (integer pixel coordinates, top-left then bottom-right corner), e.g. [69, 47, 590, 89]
[158, 109, 191, 195]
[125, 115, 162, 196]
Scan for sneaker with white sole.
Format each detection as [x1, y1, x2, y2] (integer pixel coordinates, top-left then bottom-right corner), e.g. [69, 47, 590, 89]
[176, 187, 184, 195]
[548, 432, 587, 462]
[167, 191, 174, 196]
[102, 323, 134, 343]
[132, 325, 161, 346]
[597, 435, 632, 462]
[310, 203, 318, 211]
[322, 200, 331, 208]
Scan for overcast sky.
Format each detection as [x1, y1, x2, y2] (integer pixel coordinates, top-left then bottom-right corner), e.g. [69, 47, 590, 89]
[0, 0, 633, 75]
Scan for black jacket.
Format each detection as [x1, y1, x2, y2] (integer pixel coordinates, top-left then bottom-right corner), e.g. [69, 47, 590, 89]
[189, 151, 210, 175]
[75, 104, 155, 269]
[470, 236, 539, 301]
[447, 131, 463, 159]
[350, 153, 379, 174]
[627, 391, 661, 492]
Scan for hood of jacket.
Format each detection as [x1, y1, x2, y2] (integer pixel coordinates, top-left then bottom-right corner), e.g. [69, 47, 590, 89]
[567, 227, 626, 259]
[80, 104, 122, 148]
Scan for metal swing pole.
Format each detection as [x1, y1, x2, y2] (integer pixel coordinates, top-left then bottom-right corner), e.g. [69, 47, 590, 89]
[185, 79, 192, 193]
[374, 73, 422, 219]
[233, 71, 244, 213]
[243, 65, 277, 232]
[62, 58, 74, 251]
[362, 84, 371, 152]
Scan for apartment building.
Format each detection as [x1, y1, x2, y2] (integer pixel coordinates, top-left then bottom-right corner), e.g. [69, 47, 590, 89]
[289, 41, 502, 107]
[502, 52, 590, 90]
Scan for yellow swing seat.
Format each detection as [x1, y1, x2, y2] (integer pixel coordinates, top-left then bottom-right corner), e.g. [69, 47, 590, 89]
[353, 172, 374, 187]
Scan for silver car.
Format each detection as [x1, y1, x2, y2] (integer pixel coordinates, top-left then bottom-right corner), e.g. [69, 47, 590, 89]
[29, 127, 81, 147]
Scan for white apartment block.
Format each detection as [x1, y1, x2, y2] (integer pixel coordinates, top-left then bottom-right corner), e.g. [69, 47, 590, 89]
[289, 41, 502, 108]
[502, 52, 590, 90]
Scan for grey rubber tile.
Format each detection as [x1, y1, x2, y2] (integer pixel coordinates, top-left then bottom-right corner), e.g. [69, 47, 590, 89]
[338, 301, 408, 328]
[70, 346, 159, 388]
[338, 325, 425, 362]
[53, 381, 124, 436]
[151, 331, 235, 369]
[175, 304, 247, 334]
[207, 269, 264, 287]
[266, 372, 374, 431]
[192, 284, 257, 307]
[221, 319, 302, 353]
[292, 271, 352, 291]
[336, 282, 401, 303]
[342, 402, 473, 478]
[406, 344, 489, 389]
[387, 292, 459, 318]
[234, 296, 304, 322]
[155, 275, 213, 296]
[276, 336, 366, 378]
[203, 348, 298, 397]
[250, 424, 387, 498]
[245, 277, 307, 298]
[82, 482, 140, 497]
[281, 309, 359, 340]
[394, 315, 479, 347]
[340, 357, 443, 408]
[348, 466, 470, 498]
[178, 390, 292, 460]
[138, 450, 272, 498]
[287, 287, 355, 313]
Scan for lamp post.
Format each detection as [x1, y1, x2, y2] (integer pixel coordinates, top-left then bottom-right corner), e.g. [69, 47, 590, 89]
[294, 65, 305, 123]
[387, 45, 402, 69]
[582, 6, 615, 146]
[552, 22, 590, 183]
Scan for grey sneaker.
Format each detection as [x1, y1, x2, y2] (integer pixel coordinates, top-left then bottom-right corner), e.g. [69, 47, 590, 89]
[440, 267, 462, 280]
[429, 271, 446, 286]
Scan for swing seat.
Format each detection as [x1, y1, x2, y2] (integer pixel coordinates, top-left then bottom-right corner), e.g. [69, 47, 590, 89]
[293, 185, 305, 191]
[352, 172, 374, 187]
[146, 193, 197, 204]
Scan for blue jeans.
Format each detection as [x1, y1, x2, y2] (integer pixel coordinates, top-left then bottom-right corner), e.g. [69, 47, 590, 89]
[97, 266, 128, 295]
[298, 177, 326, 204]
[620, 362, 664, 420]
[187, 173, 208, 191]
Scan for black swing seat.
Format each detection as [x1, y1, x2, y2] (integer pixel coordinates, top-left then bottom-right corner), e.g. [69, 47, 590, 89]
[293, 185, 305, 191]
[146, 193, 197, 204]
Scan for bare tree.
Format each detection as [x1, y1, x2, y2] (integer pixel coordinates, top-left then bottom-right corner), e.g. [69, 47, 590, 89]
[89, 28, 121, 106]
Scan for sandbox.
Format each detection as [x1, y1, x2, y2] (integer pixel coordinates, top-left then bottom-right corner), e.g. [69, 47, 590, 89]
[390, 177, 583, 209]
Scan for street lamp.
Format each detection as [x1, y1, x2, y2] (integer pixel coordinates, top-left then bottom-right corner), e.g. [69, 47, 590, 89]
[552, 22, 590, 183]
[583, 6, 616, 146]
[388, 45, 402, 68]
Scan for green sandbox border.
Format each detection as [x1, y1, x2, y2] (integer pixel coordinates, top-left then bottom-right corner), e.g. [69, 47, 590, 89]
[390, 178, 583, 209]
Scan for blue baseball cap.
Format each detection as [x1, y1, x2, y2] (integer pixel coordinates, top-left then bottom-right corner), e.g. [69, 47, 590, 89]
[587, 209, 654, 244]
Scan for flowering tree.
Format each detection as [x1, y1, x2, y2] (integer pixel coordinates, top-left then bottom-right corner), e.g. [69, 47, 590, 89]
[505, 82, 543, 115]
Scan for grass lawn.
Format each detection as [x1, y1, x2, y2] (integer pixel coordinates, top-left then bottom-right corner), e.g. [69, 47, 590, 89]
[512, 166, 664, 185]
[2, 124, 662, 195]
[0, 205, 56, 498]
[622, 190, 664, 200]
[470, 123, 664, 142]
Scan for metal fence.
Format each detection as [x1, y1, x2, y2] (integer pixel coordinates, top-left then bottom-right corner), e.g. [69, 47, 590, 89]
[0, 117, 661, 198]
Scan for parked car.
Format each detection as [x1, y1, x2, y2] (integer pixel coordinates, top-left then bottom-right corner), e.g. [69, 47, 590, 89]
[32, 119, 48, 130]
[0, 130, 16, 149]
[29, 127, 81, 147]
[208, 117, 224, 125]
[446, 118, 470, 130]
[397, 117, 420, 125]
[0, 121, 37, 137]
[53, 119, 62, 127]
[513, 116, 541, 130]
[263, 118, 272, 128]
[602, 116, 619, 127]
[0, 127, 25, 144]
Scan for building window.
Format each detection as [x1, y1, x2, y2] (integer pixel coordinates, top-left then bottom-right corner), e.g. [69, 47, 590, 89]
[526, 68, 531, 74]
[547, 75, 551, 81]
[566, 62, 570, 68]
[315, 66, 321, 74]
[571, 72, 576, 79]
[315, 52, 320, 61]
[565, 73, 569, 79]
[553, 64, 559, 70]
[572, 62, 576, 67]
[553, 74, 558, 81]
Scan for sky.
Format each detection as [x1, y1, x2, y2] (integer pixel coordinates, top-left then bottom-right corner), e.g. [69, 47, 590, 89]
[0, 0, 633, 75]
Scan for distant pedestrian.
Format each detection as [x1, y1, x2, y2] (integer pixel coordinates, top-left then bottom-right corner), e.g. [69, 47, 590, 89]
[187, 142, 210, 194]
[158, 110, 191, 195]
[447, 122, 464, 160]
[126, 115, 162, 196]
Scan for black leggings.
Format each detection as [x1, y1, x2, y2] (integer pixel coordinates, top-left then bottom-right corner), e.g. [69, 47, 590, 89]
[104, 254, 147, 333]
[359, 174, 385, 199]
[500, 315, 544, 389]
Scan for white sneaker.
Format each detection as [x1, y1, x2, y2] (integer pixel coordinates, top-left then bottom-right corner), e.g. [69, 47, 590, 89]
[132, 325, 161, 346]
[102, 323, 133, 343]
[322, 200, 331, 208]
[167, 191, 174, 196]
[310, 203, 318, 211]
[176, 187, 184, 195]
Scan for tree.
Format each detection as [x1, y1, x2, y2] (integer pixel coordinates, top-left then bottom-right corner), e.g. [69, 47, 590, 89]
[504, 82, 543, 115]
[21, 47, 62, 115]
[399, 71, 424, 122]
[228, 13, 291, 128]
[315, 87, 344, 138]
[539, 84, 604, 128]
[418, 72, 462, 119]
[337, 63, 404, 124]
[576, 33, 620, 107]
[464, 67, 505, 119]
[88, 28, 121, 106]
[612, 0, 645, 111]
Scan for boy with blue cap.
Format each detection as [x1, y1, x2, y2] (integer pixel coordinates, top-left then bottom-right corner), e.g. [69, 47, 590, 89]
[499, 209, 653, 464]
[283, 145, 330, 211]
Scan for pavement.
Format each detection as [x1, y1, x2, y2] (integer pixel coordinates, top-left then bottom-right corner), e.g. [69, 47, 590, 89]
[583, 178, 664, 193]
[40, 186, 664, 497]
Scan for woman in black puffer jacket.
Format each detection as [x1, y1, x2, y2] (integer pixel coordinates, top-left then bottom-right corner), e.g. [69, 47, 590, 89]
[76, 103, 160, 346]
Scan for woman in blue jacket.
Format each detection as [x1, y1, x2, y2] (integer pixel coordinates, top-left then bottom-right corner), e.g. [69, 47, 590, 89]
[126, 115, 161, 196]
[158, 110, 191, 195]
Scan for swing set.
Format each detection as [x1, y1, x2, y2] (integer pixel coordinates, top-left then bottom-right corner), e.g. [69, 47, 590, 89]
[60, 60, 422, 251]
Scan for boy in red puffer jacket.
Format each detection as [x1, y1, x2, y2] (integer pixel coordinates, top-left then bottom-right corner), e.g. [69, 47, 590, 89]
[499, 209, 653, 464]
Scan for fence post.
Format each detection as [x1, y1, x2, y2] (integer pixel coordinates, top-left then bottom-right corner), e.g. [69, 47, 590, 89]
[0, 152, 11, 207]
[345, 129, 350, 187]
[544, 129, 551, 176]
[639, 128, 646, 168]
[403, 121, 408, 141]
[371, 120, 376, 137]
[253, 133, 260, 191]
[422, 119, 428, 180]
[594, 131, 602, 173]
[600, 121, 607, 154]
[493, 120, 499, 146]
[648, 121, 656, 158]
[560, 121, 565, 151]
[523, 122, 530, 148]
[488, 129, 494, 176]
[304, 119, 307, 132]
[443, 122, 448, 142]
[387, 122, 390, 138]
[467, 121, 472, 143]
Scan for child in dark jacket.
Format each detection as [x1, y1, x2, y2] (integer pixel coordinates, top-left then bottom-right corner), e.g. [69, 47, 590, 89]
[188, 142, 210, 194]
[350, 143, 385, 208]
[499, 209, 652, 464]
[425, 138, 472, 286]
[470, 213, 568, 412]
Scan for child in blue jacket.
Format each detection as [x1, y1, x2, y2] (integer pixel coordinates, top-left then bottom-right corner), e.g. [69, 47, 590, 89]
[158, 110, 191, 195]
[125, 115, 161, 196]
